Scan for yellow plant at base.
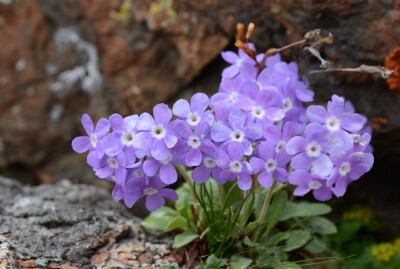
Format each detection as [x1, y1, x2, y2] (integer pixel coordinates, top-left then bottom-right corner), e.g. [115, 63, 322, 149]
[342, 205, 373, 224]
[371, 242, 395, 262]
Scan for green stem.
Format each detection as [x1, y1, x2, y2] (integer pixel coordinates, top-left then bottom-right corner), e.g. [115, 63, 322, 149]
[243, 190, 249, 218]
[252, 180, 277, 241]
[218, 183, 224, 205]
[175, 164, 198, 216]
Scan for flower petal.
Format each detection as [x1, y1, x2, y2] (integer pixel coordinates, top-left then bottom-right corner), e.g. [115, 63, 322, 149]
[143, 158, 160, 176]
[249, 157, 265, 174]
[306, 105, 327, 124]
[109, 113, 125, 133]
[81, 114, 94, 134]
[146, 194, 165, 211]
[211, 124, 232, 142]
[159, 163, 177, 184]
[159, 188, 179, 201]
[185, 148, 202, 167]
[153, 103, 172, 126]
[191, 93, 209, 113]
[151, 139, 169, 160]
[94, 118, 110, 137]
[72, 136, 90, 153]
[258, 171, 273, 188]
[289, 170, 311, 186]
[286, 136, 307, 155]
[192, 165, 211, 183]
[173, 99, 191, 118]
[137, 113, 155, 131]
[237, 172, 252, 190]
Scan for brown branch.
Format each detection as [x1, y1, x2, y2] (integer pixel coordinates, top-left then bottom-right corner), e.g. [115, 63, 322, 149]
[309, 65, 395, 79]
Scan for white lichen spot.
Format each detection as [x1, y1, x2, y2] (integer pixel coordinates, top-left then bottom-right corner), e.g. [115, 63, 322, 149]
[51, 27, 102, 94]
[15, 58, 27, 71]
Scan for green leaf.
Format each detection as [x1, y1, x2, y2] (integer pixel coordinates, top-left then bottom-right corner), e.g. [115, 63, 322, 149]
[265, 191, 288, 233]
[284, 230, 311, 251]
[159, 266, 175, 269]
[142, 206, 179, 230]
[303, 216, 337, 235]
[208, 221, 226, 245]
[281, 202, 331, 221]
[277, 262, 301, 269]
[304, 237, 327, 254]
[173, 229, 199, 248]
[230, 255, 252, 269]
[165, 216, 189, 232]
[205, 254, 226, 269]
[243, 236, 259, 247]
[175, 184, 193, 214]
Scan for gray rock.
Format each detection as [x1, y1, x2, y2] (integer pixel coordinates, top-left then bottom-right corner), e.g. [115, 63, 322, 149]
[0, 176, 180, 268]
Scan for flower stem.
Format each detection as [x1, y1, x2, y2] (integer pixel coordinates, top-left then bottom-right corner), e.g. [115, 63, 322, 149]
[175, 164, 198, 215]
[243, 190, 249, 217]
[252, 180, 277, 241]
[218, 183, 224, 205]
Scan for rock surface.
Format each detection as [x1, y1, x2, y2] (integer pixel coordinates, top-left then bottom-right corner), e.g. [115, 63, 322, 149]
[0, 0, 399, 185]
[0, 176, 183, 268]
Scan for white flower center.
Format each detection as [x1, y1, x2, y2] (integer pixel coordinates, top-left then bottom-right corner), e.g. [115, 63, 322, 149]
[188, 136, 201, 149]
[133, 168, 144, 177]
[229, 160, 243, 173]
[352, 134, 361, 143]
[203, 157, 216, 168]
[230, 92, 238, 103]
[326, 116, 340, 131]
[107, 157, 118, 169]
[275, 141, 287, 153]
[236, 58, 244, 67]
[308, 180, 322, 190]
[352, 152, 365, 162]
[231, 130, 244, 142]
[306, 141, 322, 158]
[151, 124, 166, 139]
[251, 106, 266, 119]
[121, 131, 135, 146]
[90, 134, 97, 147]
[110, 175, 116, 182]
[339, 162, 351, 176]
[283, 98, 293, 112]
[187, 112, 201, 126]
[265, 159, 278, 172]
[143, 188, 158, 195]
[160, 153, 172, 165]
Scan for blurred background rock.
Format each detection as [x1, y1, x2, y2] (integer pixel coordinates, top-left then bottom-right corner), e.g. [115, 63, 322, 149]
[0, 0, 399, 227]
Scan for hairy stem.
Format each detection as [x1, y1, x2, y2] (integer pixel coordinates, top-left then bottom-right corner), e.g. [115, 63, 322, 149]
[218, 183, 224, 205]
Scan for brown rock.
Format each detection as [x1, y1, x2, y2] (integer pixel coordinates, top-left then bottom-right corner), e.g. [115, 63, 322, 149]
[138, 250, 154, 265]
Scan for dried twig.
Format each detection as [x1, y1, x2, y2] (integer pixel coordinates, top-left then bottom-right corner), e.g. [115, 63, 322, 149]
[304, 46, 330, 69]
[309, 65, 394, 79]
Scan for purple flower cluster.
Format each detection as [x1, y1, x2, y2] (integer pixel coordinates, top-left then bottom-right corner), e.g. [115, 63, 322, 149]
[72, 44, 374, 210]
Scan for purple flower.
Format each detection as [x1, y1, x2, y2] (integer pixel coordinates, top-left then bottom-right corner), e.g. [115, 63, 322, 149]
[87, 151, 126, 184]
[132, 104, 177, 161]
[123, 175, 178, 211]
[143, 153, 178, 184]
[306, 95, 367, 149]
[173, 121, 216, 167]
[328, 150, 374, 197]
[192, 155, 223, 184]
[250, 141, 291, 188]
[103, 113, 144, 160]
[72, 114, 110, 158]
[289, 170, 333, 201]
[238, 87, 285, 125]
[172, 93, 214, 127]
[286, 123, 343, 177]
[220, 43, 263, 78]
[263, 122, 300, 155]
[216, 141, 252, 190]
[211, 109, 262, 155]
